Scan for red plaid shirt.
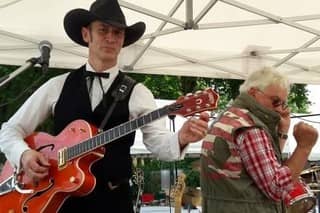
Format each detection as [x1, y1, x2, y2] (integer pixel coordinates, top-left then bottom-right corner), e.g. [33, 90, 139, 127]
[236, 128, 294, 201]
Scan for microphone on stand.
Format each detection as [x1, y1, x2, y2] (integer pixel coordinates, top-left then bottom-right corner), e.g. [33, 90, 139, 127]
[0, 40, 53, 88]
[38, 40, 52, 73]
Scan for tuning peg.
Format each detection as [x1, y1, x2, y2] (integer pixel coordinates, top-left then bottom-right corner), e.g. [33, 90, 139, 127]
[186, 93, 193, 97]
[133, 157, 137, 167]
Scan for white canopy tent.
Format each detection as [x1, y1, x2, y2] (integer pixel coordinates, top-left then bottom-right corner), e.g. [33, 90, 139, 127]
[0, 0, 320, 84]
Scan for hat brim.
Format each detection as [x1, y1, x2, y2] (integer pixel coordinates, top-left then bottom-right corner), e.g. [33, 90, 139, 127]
[64, 9, 145, 47]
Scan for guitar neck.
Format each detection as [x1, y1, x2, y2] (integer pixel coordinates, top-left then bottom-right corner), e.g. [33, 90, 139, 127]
[133, 168, 144, 213]
[60, 87, 219, 165]
[173, 173, 186, 213]
[174, 192, 183, 213]
[175, 202, 182, 213]
[65, 105, 172, 161]
[134, 186, 143, 213]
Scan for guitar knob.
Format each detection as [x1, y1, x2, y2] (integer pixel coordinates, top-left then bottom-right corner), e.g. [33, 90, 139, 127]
[195, 90, 203, 95]
[69, 176, 78, 183]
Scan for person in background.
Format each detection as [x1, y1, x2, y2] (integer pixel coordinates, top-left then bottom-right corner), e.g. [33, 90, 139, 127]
[200, 67, 318, 213]
[0, 0, 209, 212]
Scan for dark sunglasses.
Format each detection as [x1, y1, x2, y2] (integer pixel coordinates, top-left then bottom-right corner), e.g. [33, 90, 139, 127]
[257, 89, 288, 109]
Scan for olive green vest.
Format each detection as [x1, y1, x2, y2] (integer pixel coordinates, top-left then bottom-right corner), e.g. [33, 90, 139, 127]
[200, 93, 284, 213]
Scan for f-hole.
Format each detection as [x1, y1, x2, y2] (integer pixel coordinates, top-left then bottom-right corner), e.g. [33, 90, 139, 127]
[36, 144, 54, 152]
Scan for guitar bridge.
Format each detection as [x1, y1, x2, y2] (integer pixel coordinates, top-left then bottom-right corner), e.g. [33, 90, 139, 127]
[58, 147, 67, 168]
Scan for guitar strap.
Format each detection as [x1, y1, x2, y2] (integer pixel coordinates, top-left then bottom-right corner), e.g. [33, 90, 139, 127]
[98, 74, 136, 133]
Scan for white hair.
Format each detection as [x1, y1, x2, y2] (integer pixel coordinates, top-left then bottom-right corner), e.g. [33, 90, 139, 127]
[239, 67, 291, 94]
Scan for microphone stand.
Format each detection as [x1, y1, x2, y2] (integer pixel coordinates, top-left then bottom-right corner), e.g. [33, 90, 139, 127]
[168, 114, 177, 213]
[168, 115, 178, 179]
[0, 56, 41, 88]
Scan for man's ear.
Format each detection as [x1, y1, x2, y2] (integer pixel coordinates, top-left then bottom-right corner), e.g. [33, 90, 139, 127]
[81, 27, 89, 43]
[248, 87, 256, 97]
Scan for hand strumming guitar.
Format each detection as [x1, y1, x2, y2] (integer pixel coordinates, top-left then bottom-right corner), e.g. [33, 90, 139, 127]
[20, 149, 50, 184]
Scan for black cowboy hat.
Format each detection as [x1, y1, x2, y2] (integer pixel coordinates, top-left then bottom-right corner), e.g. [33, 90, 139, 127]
[63, 0, 145, 47]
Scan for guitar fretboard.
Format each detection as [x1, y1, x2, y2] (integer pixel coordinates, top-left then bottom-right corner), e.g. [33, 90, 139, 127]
[66, 104, 180, 161]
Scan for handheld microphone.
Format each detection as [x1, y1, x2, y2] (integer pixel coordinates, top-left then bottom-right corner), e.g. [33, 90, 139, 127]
[39, 40, 52, 73]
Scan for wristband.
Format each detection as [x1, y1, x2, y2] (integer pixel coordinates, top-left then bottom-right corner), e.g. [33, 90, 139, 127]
[278, 132, 288, 140]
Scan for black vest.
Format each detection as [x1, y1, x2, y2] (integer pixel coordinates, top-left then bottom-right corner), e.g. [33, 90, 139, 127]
[54, 66, 137, 182]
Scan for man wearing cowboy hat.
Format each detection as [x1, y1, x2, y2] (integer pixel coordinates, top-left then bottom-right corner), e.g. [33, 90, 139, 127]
[0, 0, 209, 212]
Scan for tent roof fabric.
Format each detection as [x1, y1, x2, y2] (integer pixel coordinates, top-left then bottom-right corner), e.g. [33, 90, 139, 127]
[1, 0, 320, 84]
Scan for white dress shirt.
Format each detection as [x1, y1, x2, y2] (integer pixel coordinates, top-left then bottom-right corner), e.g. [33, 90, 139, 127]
[0, 64, 187, 169]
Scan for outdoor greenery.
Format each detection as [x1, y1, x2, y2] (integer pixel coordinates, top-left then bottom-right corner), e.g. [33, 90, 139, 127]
[0, 65, 311, 193]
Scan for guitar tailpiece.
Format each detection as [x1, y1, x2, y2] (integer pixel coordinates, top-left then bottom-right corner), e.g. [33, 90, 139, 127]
[13, 168, 34, 194]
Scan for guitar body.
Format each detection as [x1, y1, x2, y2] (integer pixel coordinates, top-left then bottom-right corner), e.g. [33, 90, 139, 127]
[0, 120, 104, 213]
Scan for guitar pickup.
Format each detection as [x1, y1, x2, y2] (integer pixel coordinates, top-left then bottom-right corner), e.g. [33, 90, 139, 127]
[58, 147, 67, 168]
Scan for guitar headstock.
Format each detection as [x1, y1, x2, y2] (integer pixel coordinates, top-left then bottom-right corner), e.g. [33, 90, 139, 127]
[132, 168, 144, 188]
[168, 88, 219, 117]
[170, 172, 186, 209]
[132, 168, 144, 213]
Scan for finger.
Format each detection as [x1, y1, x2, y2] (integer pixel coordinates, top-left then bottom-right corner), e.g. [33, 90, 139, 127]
[29, 160, 49, 174]
[195, 121, 209, 131]
[199, 112, 210, 122]
[38, 155, 50, 167]
[25, 168, 48, 182]
[33, 165, 49, 174]
[33, 167, 48, 178]
[188, 116, 197, 123]
[190, 125, 207, 136]
[190, 117, 208, 129]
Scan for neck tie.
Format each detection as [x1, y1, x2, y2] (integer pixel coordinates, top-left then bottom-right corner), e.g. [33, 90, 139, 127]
[83, 71, 109, 109]
[84, 71, 110, 79]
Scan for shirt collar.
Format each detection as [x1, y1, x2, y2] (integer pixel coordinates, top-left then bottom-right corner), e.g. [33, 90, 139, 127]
[85, 62, 119, 82]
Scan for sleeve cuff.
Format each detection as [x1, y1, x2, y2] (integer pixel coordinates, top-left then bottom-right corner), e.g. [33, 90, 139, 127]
[172, 132, 189, 159]
[7, 144, 30, 171]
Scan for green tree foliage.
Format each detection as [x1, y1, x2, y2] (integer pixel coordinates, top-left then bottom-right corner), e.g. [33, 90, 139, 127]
[129, 73, 310, 113]
[130, 74, 183, 99]
[0, 65, 66, 125]
[288, 84, 311, 113]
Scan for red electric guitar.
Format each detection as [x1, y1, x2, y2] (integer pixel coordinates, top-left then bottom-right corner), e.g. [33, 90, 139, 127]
[0, 88, 219, 213]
